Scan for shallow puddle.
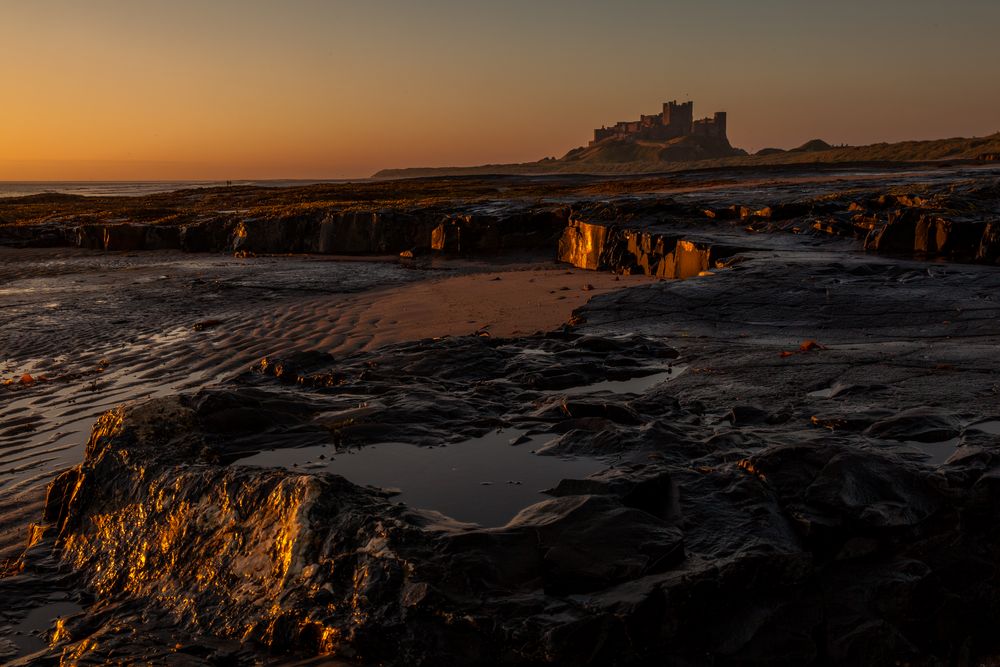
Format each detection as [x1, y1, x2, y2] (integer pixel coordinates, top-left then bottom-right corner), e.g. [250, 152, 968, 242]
[967, 420, 1000, 436]
[549, 366, 686, 396]
[235, 429, 605, 527]
[905, 437, 963, 465]
[9, 601, 83, 656]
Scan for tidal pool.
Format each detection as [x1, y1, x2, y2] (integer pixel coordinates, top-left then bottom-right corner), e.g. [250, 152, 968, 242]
[967, 420, 1000, 436]
[552, 365, 686, 396]
[8, 600, 83, 655]
[235, 429, 605, 527]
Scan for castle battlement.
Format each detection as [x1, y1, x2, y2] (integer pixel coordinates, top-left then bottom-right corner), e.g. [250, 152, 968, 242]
[591, 99, 728, 146]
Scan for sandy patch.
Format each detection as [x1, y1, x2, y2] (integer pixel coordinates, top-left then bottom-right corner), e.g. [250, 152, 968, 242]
[272, 266, 657, 356]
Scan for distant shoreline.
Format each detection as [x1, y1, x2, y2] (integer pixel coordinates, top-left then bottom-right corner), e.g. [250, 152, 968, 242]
[0, 179, 363, 199]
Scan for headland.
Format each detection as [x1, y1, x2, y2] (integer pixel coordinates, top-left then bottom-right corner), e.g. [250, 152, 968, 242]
[373, 96, 1000, 178]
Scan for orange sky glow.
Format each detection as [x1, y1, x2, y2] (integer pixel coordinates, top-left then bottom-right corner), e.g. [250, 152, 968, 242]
[2, 0, 998, 180]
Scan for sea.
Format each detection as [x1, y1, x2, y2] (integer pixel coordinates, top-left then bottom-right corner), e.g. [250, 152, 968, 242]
[0, 180, 353, 199]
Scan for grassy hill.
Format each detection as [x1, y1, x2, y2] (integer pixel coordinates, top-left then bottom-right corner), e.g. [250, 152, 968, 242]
[559, 134, 746, 165]
[374, 133, 1000, 179]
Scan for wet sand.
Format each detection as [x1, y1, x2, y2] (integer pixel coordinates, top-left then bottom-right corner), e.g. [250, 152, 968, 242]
[266, 267, 648, 352]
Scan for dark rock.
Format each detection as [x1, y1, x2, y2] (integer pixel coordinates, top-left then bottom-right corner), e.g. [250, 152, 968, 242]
[557, 218, 743, 278]
[740, 201, 811, 221]
[0, 223, 74, 247]
[748, 441, 943, 546]
[559, 398, 641, 425]
[506, 495, 685, 593]
[703, 205, 740, 220]
[864, 208, 922, 254]
[144, 224, 182, 250]
[977, 221, 1000, 263]
[430, 220, 461, 253]
[77, 223, 148, 250]
[180, 219, 237, 252]
[544, 465, 679, 521]
[728, 404, 790, 426]
[255, 351, 338, 384]
[865, 407, 962, 443]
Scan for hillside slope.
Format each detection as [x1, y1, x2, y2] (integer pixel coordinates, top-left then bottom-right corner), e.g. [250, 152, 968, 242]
[374, 133, 1000, 178]
[560, 134, 746, 164]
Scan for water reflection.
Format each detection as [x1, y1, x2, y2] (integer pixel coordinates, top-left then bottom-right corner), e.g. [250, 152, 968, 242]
[235, 429, 605, 527]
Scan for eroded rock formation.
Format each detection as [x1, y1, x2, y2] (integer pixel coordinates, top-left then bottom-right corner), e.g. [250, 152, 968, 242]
[2, 167, 999, 270]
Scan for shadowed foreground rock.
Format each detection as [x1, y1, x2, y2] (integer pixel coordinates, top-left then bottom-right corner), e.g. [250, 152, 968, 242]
[13, 279, 1000, 665]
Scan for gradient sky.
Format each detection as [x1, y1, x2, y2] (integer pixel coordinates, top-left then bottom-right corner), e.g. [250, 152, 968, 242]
[1, 0, 998, 179]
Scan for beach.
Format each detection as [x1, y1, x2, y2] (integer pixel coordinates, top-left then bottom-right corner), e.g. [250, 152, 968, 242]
[1, 166, 999, 663]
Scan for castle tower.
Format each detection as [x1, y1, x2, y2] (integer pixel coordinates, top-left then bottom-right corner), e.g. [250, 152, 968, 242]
[713, 111, 727, 139]
[662, 100, 693, 137]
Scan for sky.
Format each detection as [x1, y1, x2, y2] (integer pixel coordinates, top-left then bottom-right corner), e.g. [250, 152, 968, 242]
[1, 0, 998, 180]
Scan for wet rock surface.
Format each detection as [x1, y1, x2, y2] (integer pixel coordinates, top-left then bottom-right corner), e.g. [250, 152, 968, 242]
[2, 166, 1000, 665]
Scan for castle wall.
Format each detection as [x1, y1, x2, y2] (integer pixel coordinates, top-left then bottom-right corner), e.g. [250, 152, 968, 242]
[590, 99, 725, 146]
[692, 112, 728, 140]
[593, 127, 616, 143]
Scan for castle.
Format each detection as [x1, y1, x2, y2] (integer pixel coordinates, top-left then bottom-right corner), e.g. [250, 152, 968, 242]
[591, 99, 728, 145]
